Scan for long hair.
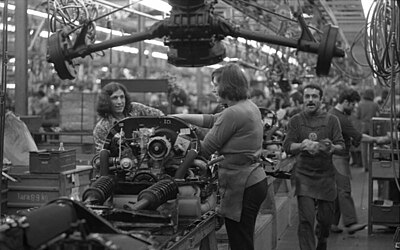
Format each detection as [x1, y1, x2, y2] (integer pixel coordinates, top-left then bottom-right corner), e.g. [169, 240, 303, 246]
[215, 63, 249, 101]
[96, 82, 132, 118]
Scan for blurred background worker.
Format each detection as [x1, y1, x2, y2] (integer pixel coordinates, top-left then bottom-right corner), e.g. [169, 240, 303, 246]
[355, 88, 380, 172]
[328, 89, 390, 234]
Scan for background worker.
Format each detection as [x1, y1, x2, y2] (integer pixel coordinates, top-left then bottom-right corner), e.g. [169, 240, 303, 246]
[283, 84, 345, 250]
[93, 81, 164, 153]
[173, 63, 268, 250]
[250, 88, 268, 108]
[355, 88, 380, 172]
[329, 89, 390, 234]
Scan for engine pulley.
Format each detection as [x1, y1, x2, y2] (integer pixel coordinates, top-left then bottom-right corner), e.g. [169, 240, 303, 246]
[120, 158, 134, 171]
[147, 136, 172, 160]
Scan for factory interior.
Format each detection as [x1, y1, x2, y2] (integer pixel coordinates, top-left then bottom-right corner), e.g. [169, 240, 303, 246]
[0, 0, 399, 249]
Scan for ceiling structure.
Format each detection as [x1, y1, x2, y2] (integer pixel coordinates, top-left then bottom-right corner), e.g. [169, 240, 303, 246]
[316, 0, 368, 67]
[70, 0, 370, 74]
[214, 0, 370, 78]
[17, 0, 371, 81]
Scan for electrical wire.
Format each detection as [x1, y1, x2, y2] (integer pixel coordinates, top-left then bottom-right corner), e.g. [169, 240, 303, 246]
[230, 0, 298, 23]
[45, 0, 98, 44]
[364, 0, 400, 192]
[364, 0, 400, 83]
[388, 0, 400, 194]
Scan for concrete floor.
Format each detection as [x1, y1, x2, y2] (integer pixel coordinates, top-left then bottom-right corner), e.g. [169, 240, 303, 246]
[276, 167, 398, 250]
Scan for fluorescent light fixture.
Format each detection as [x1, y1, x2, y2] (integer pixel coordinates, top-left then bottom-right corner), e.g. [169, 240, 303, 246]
[0, 3, 48, 19]
[223, 57, 239, 62]
[40, 30, 49, 38]
[207, 64, 223, 69]
[145, 39, 165, 47]
[6, 83, 15, 89]
[151, 51, 168, 59]
[27, 9, 49, 19]
[112, 46, 139, 54]
[139, 0, 171, 14]
[0, 23, 15, 32]
[0, 3, 14, 10]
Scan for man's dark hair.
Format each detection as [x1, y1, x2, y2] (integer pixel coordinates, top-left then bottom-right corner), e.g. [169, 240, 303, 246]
[337, 89, 361, 104]
[362, 88, 375, 101]
[290, 91, 303, 105]
[37, 90, 46, 98]
[96, 82, 132, 118]
[303, 84, 323, 99]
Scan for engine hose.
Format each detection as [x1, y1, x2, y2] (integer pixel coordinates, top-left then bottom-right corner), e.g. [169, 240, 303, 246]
[174, 149, 198, 179]
[130, 179, 178, 211]
[192, 159, 208, 177]
[200, 192, 217, 214]
[82, 176, 114, 205]
[99, 149, 111, 176]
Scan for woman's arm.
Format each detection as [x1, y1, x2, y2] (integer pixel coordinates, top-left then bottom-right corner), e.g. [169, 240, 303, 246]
[172, 114, 215, 128]
[172, 114, 204, 127]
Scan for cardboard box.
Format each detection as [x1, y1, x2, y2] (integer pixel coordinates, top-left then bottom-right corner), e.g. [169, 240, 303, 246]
[30, 149, 76, 174]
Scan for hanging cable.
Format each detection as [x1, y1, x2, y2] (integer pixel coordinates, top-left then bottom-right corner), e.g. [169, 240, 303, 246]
[388, 0, 400, 194]
[364, 0, 400, 84]
[0, 0, 9, 218]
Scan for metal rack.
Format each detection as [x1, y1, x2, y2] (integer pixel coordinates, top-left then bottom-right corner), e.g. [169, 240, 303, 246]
[367, 117, 400, 234]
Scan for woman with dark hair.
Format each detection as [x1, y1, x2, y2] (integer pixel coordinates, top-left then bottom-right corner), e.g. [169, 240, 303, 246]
[173, 63, 268, 250]
[93, 82, 164, 152]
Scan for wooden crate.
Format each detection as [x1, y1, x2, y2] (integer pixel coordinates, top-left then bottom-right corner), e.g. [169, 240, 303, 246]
[6, 165, 93, 214]
[60, 92, 98, 131]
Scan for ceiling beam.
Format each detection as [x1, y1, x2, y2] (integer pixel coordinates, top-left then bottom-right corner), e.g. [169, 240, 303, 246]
[317, 0, 350, 49]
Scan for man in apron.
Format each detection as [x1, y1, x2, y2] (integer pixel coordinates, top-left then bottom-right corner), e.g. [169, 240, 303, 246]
[329, 89, 390, 234]
[283, 84, 345, 250]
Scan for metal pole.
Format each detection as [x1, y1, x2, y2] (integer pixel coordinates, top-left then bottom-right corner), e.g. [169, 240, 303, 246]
[14, 0, 28, 115]
[0, 0, 9, 217]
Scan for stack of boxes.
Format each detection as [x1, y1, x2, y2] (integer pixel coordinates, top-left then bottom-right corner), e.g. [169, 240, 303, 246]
[6, 149, 93, 214]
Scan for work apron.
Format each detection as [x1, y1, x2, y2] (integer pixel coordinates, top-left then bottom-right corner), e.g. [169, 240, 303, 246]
[217, 154, 265, 222]
[294, 113, 337, 201]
